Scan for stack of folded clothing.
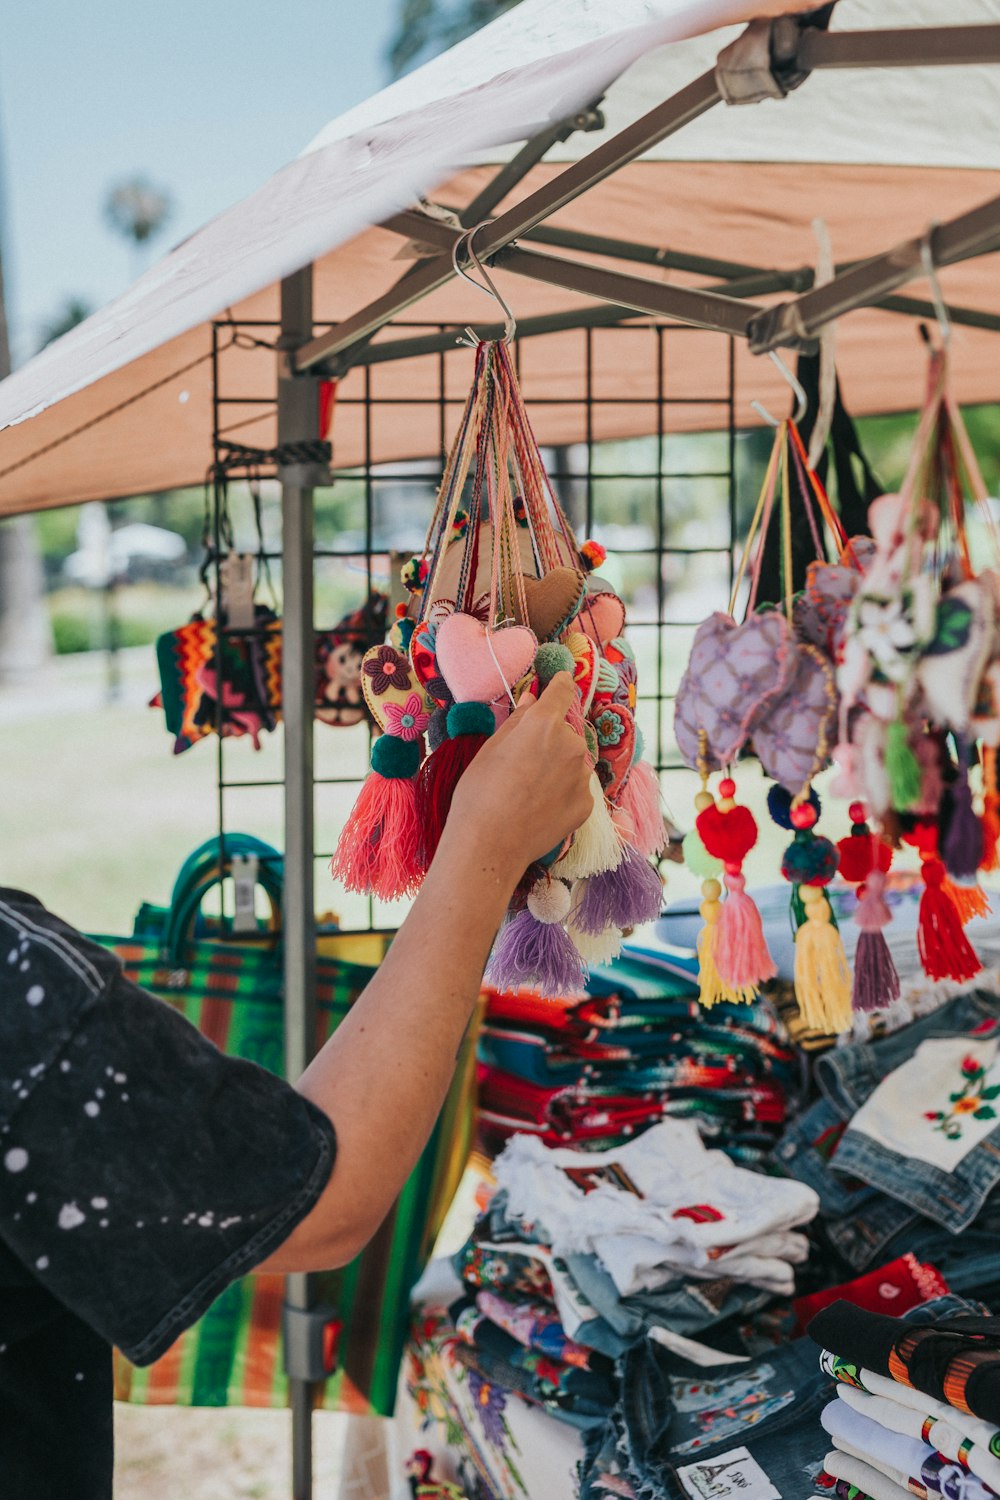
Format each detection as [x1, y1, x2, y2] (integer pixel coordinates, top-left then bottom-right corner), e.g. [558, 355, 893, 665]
[809, 1299, 1000, 1500]
[478, 947, 799, 1163]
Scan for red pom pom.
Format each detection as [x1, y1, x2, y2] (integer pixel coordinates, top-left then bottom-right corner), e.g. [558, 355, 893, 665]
[837, 832, 891, 885]
[394, 601, 409, 619]
[848, 802, 867, 825]
[718, 777, 736, 799]
[902, 820, 939, 858]
[790, 802, 818, 831]
[696, 802, 758, 864]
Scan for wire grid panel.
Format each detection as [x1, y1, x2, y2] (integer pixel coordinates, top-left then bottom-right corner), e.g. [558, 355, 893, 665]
[210, 320, 738, 933]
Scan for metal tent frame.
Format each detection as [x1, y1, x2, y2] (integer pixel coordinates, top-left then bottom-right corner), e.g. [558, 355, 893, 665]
[252, 15, 1000, 1496]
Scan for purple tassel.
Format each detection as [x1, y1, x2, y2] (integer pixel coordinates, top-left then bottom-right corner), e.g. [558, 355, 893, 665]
[943, 769, 983, 880]
[852, 929, 901, 1012]
[574, 843, 663, 934]
[486, 909, 586, 996]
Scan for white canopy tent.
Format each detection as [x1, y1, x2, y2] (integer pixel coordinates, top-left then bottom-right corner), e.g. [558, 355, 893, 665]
[3, 4, 1000, 1495]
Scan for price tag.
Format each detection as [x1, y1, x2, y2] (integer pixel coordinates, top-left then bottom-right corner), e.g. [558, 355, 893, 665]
[219, 552, 256, 629]
[675, 1448, 781, 1500]
[231, 854, 259, 934]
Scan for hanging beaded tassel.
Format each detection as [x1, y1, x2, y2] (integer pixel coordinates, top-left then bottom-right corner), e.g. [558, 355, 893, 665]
[837, 802, 899, 1013]
[770, 788, 852, 1034]
[905, 823, 982, 983]
[697, 776, 776, 1003]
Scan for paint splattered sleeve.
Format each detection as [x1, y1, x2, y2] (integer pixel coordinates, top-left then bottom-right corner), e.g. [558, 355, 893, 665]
[0, 890, 336, 1365]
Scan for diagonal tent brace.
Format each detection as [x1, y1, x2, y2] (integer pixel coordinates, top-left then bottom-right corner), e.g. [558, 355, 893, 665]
[297, 20, 1000, 379]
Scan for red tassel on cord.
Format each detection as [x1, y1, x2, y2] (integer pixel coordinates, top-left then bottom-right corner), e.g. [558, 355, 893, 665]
[918, 857, 982, 983]
[697, 779, 775, 998]
[417, 701, 496, 866]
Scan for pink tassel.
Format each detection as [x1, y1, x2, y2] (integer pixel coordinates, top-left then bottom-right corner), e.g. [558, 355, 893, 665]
[620, 760, 665, 858]
[715, 871, 777, 993]
[330, 772, 424, 900]
[852, 870, 900, 1012]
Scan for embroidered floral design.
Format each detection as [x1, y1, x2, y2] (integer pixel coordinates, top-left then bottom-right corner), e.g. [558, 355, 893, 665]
[383, 692, 430, 742]
[924, 1053, 1000, 1139]
[593, 707, 625, 747]
[363, 645, 411, 694]
[467, 1368, 508, 1447]
[613, 657, 638, 712]
[855, 596, 919, 684]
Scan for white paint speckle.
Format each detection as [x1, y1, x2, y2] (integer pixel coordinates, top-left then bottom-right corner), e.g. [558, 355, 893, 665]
[19, 960, 29, 973]
[4, 1148, 28, 1174]
[105, 1067, 114, 1077]
[13, 1213, 21, 1222]
[219, 1216, 243, 1229]
[197, 1212, 214, 1226]
[11, 1081, 21, 1092]
[26, 1192, 37, 1204]
[120, 1093, 129, 1102]
[36, 1256, 49, 1271]
[95, 1088, 105, 1100]
[100, 1219, 109, 1228]
[28, 1064, 44, 1077]
[59, 1203, 85, 1231]
[7, 950, 17, 964]
[60, 1060, 71, 1073]
[25, 985, 44, 1007]
[91, 1197, 108, 1210]
[113, 1073, 127, 1085]
[75, 1372, 84, 1382]
[83, 1102, 99, 1118]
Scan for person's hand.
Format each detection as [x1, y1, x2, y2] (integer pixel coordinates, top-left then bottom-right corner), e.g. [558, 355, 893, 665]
[445, 672, 593, 876]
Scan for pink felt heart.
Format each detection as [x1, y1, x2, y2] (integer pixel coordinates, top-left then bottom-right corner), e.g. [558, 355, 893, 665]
[749, 642, 836, 794]
[435, 612, 538, 705]
[674, 611, 794, 771]
[577, 586, 626, 647]
[793, 561, 861, 660]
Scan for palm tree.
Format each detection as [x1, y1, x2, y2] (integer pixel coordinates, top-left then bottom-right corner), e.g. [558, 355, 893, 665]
[104, 176, 172, 280]
[38, 296, 93, 350]
[388, 0, 521, 78]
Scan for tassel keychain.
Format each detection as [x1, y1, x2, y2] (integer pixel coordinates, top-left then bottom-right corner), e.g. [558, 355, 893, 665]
[486, 876, 586, 995]
[696, 777, 776, 1003]
[619, 758, 666, 859]
[771, 787, 852, 1034]
[904, 822, 982, 983]
[418, 701, 496, 865]
[837, 802, 900, 1013]
[940, 738, 991, 922]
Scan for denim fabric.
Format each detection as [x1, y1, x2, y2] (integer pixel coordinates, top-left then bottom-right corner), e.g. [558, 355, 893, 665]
[775, 1095, 882, 1218]
[614, 1333, 832, 1500]
[819, 1192, 919, 1276]
[565, 1253, 769, 1344]
[815, 990, 1000, 1119]
[881, 1190, 1000, 1308]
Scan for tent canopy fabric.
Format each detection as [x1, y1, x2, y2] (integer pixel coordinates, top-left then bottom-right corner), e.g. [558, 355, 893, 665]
[1, 0, 1000, 513]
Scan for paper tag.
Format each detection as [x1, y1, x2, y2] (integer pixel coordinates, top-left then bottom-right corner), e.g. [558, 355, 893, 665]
[231, 854, 259, 934]
[219, 552, 256, 629]
[675, 1448, 781, 1500]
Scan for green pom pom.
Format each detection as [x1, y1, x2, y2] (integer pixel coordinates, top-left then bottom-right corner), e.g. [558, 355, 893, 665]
[371, 734, 421, 779]
[535, 642, 574, 683]
[447, 701, 495, 739]
[683, 829, 723, 878]
[885, 718, 922, 811]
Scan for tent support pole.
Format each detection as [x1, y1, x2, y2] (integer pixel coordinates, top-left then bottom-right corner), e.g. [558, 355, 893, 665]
[294, 68, 722, 372]
[278, 265, 320, 1500]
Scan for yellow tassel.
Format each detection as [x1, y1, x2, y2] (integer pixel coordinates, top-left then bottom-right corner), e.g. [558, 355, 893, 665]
[697, 879, 757, 1008]
[944, 878, 992, 925]
[794, 886, 852, 1034]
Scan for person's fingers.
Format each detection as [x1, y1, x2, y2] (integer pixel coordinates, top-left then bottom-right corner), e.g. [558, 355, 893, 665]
[532, 670, 576, 717]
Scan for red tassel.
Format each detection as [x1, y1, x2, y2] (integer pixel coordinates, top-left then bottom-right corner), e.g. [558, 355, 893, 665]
[330, 773, 425, 899]
[418, 733, 489, 865]
[917, 857, 982, 983]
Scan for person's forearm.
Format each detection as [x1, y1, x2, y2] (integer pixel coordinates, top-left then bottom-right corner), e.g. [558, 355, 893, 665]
[259, 821, 522, 1271]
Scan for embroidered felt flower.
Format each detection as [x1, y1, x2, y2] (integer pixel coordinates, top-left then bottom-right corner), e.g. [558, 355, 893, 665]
[613, 657, 638, 711]
[363, 645, 411, 695]
[383, 692, 429, 742]
[855, 597, 918, 683]
[593, 706, 625, 747]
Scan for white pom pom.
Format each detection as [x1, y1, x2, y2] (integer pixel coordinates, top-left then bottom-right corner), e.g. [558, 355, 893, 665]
[527, 876, 572, 925]
[556, 772, 624, 880]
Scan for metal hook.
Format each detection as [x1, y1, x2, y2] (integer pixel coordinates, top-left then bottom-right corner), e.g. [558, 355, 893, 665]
[751, 350, 809, 427]
[920, 228, 952, 349]
[451, 220, 517, 347]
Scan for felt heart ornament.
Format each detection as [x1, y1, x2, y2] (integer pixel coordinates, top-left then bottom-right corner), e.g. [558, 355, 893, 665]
[591, 701, 636, 804]
[577, 586, 627, 648]
[410, 620, 452, 707]
[360, 643, 436, 732]
[793, 560, 861, 660]
[591, 637, 637, 713]
[919, 578, 995, 737]
[749, 641, 836, 794]
[423, 521, 539, 612]
[435, 612, 538, 705]
[674, 611, 795, 772]
[563, 631, 598, 713]
[517, 567, 586, 641]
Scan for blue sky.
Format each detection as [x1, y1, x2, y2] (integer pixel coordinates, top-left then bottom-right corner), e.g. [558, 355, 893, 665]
[1, 0, 399, 364]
